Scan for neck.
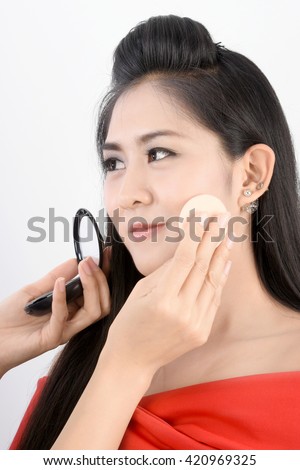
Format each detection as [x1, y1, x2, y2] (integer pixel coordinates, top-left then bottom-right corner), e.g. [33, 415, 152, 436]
[210, 232, 296, 342]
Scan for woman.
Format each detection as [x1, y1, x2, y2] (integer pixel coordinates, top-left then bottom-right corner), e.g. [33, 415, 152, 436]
[10, 14, 300, 450]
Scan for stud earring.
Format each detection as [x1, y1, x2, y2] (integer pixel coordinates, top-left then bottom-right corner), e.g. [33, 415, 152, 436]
[241, 199, 259, 214]
[241, 181, 269, 214]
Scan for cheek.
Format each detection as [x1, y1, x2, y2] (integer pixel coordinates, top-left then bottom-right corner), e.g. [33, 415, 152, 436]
[165, 165, 211, 203]
[103, 183, 115, 215]
[174, 163, 233, 213]
[103, 187, 116, 235]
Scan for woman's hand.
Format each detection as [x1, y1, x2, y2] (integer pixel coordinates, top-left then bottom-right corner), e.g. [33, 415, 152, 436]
[102, 214, 233, 377]
[0, 247, 112, 377]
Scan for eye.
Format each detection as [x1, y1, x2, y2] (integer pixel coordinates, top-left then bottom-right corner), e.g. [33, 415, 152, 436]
[102, 147, 176, 174]
[102, 158, 124, 173]
[148, 147, 175, 162]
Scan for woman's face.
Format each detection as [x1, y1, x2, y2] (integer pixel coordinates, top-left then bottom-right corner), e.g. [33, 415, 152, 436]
[103, 81, 234, 275]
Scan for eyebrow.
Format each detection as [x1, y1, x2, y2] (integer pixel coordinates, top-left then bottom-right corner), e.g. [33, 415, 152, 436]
[102, 130, 184, 151]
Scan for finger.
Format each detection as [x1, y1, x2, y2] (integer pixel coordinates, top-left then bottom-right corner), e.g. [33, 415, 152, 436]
[23, 258, 78, 300]
[70, 258, 103, 327]
[49, 271, 103, 345]
[156, 215, 205, 298]
[48, 258, 78, 281]
[43, 277, 68, 348]
[195, 259, 233, 336]
[62, 261, 105, 340]
[179, 214, 231, 306]
[194, 233, 233, 319]
[64, 256, 112, 339]
[132, 257, 173, 297]
[93, 265, 111, 316]
[71, 257, 111, 320]
[159, 212, 230, 299]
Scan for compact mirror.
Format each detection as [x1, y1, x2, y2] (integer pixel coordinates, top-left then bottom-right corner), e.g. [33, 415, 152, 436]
[73, 209, 102, 266]
[24, 208, 104, 316]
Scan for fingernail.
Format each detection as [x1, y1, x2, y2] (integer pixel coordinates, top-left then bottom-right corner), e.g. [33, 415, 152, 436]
[92, 256, 99, 267]
[81, 258, 93, 276]
[87, 256, 98, 272]
[223, 260, 232, 276]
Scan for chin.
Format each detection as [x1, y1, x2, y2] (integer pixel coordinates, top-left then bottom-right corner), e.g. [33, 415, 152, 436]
[130, 243, 177, 277]
[136, 263, 159, 277]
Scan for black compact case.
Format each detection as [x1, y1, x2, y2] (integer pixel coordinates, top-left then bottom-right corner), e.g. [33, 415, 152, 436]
[24, 208, 104, 316]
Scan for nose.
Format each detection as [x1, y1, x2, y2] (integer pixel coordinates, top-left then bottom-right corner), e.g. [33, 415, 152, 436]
[117, 165, 153, 210]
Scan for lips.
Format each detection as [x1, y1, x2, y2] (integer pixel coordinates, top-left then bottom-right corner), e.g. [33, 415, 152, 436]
[129, 222, 165, 233]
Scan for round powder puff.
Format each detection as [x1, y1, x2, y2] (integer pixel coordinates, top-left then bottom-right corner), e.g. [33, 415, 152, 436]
[179, 194, 228, 228]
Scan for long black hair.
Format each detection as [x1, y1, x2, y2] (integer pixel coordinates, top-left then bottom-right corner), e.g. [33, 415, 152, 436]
[17, 14, 300, 449]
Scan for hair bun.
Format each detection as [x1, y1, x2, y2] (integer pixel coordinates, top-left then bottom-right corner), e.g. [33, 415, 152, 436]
[112, 15, 219, 84]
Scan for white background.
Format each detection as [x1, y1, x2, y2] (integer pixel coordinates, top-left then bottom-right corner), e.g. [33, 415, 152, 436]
[0, 0, 299, 449]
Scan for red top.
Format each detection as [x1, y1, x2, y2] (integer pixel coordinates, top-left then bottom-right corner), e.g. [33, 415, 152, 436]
[10, 371, 300, 450]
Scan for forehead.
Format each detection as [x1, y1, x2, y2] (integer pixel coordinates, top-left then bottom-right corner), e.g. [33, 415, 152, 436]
[106, 81, 193, 141]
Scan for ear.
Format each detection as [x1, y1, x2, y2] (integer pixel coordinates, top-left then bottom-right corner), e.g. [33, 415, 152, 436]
[237, 144, 275, 210]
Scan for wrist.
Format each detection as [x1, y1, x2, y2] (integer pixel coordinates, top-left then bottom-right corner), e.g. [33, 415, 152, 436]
[96, 346, 155, 392]
[52, 345, 156, 450]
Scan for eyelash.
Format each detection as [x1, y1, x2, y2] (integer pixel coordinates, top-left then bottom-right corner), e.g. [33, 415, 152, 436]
[102, 147, 176, 173]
